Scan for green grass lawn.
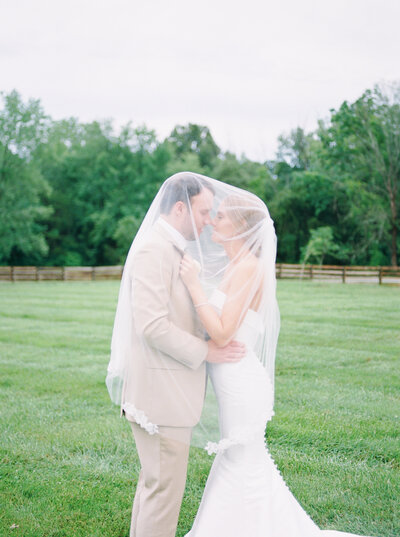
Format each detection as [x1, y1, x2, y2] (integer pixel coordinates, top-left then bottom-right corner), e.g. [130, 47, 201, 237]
[0, 281, 399, 537]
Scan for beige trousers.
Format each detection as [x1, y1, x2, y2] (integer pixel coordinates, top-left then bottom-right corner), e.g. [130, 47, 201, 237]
[129, 422, 192, 537]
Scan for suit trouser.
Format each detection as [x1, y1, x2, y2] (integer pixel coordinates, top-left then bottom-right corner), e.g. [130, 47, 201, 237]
[129, 421, 192, 537]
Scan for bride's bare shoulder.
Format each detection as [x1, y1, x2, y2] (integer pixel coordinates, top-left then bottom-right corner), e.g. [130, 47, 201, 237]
[222, 256, 260, 293]
[238, 255, 259, 271]
[231, 256, 259, 282]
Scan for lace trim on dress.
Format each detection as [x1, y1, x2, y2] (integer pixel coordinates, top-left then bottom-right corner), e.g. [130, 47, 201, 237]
[205, 436, 244, 455]
[204, 411, 275, 455]
[122, 403, 159, 435]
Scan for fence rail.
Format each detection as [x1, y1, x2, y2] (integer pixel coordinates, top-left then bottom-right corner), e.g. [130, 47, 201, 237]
[0, 264, 399, 284]
[275, 264, 400, 284]
[0, 266, 124, 282]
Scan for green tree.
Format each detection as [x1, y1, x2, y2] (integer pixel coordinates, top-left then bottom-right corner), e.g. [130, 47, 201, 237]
[320, 83, 400, 266]
[0, 90, 51, 264]
[212, 152, 275, 201]
[301, 226, 341, 265]
[37, 120, 169, 265]
[276, 127, 315, 171]
[167, 123, 220, 172]
[268, 169, 349, 263]
[164, 149, 206, 177]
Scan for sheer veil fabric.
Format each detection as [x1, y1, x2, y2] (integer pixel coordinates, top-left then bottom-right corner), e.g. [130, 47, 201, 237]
[106, 171, 280, 449]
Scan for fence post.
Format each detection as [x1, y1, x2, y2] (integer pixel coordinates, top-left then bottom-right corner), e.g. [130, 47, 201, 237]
[36, 266, 39, 281]
[62, 266, 65, 281]
[310, 265, 313, 280]
[342, 266, 346, 283]
[379, 267, 382, 285]
[91, 267, 95, 281]
[11, 266, 15, 282]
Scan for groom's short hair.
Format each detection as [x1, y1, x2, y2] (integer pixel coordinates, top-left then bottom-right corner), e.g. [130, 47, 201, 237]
[160, 174, 214, 215]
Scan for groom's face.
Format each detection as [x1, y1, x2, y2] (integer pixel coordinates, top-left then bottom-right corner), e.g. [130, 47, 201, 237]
[183, 187, 214, 240]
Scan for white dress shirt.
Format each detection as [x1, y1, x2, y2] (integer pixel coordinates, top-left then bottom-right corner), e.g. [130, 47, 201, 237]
[158, 217, 187, 252]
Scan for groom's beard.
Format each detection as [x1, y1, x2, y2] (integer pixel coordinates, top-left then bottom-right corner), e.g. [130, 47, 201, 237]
[184, 229, 198, 241]
[181, 219, 200, 241]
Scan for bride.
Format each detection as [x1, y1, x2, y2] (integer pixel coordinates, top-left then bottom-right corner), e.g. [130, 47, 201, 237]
[179, 189, 375, 537]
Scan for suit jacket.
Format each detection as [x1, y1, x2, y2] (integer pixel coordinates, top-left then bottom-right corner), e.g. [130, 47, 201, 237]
[121, 221, 208, 427]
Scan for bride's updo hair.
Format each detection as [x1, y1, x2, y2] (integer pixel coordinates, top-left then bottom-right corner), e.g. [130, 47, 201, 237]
[223, 194, 266, 233]
[223, 194, 267, 257]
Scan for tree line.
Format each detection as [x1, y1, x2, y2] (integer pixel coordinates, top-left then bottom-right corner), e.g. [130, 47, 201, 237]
[0, 84, 399, 267]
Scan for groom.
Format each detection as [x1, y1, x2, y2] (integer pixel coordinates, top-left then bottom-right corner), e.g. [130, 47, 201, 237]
[122, 174, 245, 537]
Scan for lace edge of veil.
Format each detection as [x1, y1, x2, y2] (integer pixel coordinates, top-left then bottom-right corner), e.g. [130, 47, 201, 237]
[122, 403, 159, 435]
[204, 410, 275, 455]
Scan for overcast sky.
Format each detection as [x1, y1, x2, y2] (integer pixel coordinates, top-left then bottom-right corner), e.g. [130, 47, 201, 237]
[1, 0, 399, 161]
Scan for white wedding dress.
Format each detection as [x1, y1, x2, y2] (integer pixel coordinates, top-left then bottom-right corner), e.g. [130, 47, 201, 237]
[185, 289, 372, 537]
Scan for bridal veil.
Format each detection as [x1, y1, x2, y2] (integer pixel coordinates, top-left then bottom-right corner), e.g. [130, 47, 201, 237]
[106, 171, 280, 449]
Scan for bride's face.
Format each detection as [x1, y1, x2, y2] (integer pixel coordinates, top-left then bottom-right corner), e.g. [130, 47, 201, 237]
[211, 203, 237, 243]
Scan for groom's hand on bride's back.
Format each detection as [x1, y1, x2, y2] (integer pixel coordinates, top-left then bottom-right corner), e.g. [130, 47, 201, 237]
[206, 340, 246, 363]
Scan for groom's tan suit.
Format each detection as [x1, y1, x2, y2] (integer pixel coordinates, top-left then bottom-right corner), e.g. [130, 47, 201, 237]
[122, 220, 208, 537]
